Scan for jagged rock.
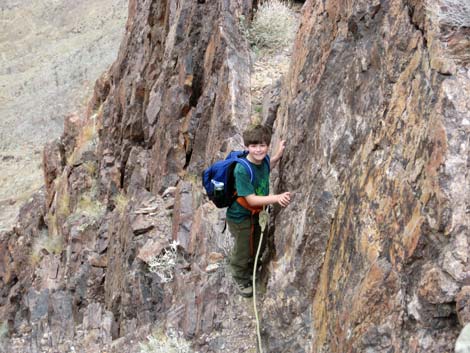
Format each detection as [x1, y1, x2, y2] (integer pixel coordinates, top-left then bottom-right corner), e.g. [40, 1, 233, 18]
[418, 265, 460, 304]
[89, 253, 108, 268]
[124, 147, 150, 193]
[83, 303, 114, 344]
[172, 181, 196, 252]
[137, 238, 169, 264]
[457, 287, 470, 326]
[262, 77, 282, 129]
[42, 140, 65, 204]
[35, 254, 62, 290]
[62, 114, 83, 156]
[131, 214, 155, 235]
[48, 291, 75, 346]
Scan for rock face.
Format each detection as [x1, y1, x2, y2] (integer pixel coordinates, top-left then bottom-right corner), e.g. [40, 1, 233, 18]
[262, 0, 470, 352]
[0, 0, 469, 352]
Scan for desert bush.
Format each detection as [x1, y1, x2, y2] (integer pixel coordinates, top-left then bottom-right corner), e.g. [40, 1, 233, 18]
[148, 241, 179, 283]
[427, 0, 470, 27]
[247, 0, 297, 52]
[139, 328, 192, 353]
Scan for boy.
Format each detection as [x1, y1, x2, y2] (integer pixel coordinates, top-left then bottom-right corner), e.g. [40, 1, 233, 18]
[227, 124, 291, 297]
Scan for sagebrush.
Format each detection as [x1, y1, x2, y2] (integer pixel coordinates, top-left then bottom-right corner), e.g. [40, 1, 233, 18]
[247, 0, 297, 52]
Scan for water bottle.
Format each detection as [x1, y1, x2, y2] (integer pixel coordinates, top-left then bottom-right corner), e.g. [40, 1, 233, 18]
[211, 180, 224, 199]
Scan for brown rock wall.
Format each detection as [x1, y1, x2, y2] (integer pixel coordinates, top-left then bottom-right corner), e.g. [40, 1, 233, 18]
[263, 0, 469, 352]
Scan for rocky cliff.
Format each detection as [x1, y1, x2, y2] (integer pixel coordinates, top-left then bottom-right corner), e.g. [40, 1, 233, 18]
[1, 0, 469, 352]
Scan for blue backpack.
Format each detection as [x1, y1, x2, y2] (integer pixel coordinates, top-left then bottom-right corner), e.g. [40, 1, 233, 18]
[202, 151, 270, 208]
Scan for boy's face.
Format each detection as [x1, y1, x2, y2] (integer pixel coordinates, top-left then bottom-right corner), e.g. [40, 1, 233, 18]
[246, 143, 269, 164]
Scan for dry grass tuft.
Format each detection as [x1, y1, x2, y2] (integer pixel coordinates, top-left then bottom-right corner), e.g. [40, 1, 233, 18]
[30, 229, 63, 265]
[76, 193, 105, 219]
[114, 191, 129, 214]
[66, 114, 98, 166]
[58, 194, 70, 217]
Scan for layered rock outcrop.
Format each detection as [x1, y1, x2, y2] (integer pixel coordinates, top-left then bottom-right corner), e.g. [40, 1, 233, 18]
[0, 0, 469, 352]
[263, 0, 470, 352]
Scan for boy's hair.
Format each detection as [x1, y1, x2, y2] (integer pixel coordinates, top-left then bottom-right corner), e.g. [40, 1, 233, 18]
[243, 124, 272, 146]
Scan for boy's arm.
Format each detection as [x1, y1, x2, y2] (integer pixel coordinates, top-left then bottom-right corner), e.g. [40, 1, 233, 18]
[245, 192, 291, 208]
[270, 140, 286, 169]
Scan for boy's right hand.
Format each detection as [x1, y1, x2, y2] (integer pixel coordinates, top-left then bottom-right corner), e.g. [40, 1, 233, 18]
[277, 192, 291, 207]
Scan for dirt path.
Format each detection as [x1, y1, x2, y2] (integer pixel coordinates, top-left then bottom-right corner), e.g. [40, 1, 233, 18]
[249, 1, 302, 124]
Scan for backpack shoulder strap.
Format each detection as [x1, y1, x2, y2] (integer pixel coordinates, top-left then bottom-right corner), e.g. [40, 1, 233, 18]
[235, 157, 255, 183]
[227, 150, 255, 183]
[264, 155, 270, 170]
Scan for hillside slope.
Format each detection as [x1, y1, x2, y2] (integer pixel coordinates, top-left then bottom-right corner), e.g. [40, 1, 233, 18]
[0, 0, 127, 231]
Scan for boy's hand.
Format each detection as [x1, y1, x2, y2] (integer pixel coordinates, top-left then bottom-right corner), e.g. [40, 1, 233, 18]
[277, 192, 291, 207]
[274, 140, 286, 159]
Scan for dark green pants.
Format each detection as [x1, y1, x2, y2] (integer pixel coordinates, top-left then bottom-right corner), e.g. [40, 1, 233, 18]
[227, 215, 267, 285]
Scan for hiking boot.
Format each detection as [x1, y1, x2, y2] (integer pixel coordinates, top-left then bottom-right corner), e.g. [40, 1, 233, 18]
[234, 280, 253, 298]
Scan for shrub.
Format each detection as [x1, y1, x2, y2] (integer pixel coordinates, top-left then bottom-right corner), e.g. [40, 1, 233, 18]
[139, 328, 192, 353]
[247, 0, 297, 52]
[148, 241, 179, 283]
[66, 192, 105, 232]
[427, 0, 470, 27]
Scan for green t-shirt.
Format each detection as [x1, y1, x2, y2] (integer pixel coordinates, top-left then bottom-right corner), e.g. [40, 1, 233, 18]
[226, 158, 270, 223]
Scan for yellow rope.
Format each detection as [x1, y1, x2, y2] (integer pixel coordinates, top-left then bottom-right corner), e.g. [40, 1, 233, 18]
[253, 208, 268, 353]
